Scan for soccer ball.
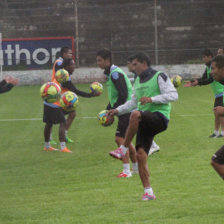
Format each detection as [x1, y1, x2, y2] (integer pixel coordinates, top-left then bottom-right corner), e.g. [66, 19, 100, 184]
[97, 110, 114, 127]
[60, 91, 79, 111]
[40, 82, 61, 103]
[171, 75, 182, 88]
[90, 82, 103, 94]
[55, 69, 69, 83]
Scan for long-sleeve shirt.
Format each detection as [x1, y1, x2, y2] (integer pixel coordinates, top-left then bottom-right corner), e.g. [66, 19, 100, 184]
[196, 62, 213, 85]
[116, 67, 178, 116]
[0, 80, 14, 93]
[62, 80, 92, 98]
[104, 65, 129, 110]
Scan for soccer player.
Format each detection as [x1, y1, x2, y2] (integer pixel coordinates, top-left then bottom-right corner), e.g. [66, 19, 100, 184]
[96, 49, 138, 178]
[185, 49, 224, 138]
[127, 55, 160, 156]
[210, 55, 224, 179]
[108, 52, 178, 200]
[51, 46, 73, 144]
[0, 75, 18, 93]
[51, 58, 100, 148]
[61, 58, 99, 133]
[42, 88, 71, 153]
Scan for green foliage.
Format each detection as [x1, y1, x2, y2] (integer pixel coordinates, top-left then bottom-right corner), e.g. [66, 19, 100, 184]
[0, 84, 223, 224]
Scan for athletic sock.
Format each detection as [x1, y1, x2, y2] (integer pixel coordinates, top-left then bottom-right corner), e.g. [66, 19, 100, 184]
[45, 142, 50, 148]
[144, 187, 153, 195]
[123, 163, 130, 174]
[221, 131, 224, 136]
[120, 145, 128, 155]
[60, 142, 66, 150]
[132, 162, 138, 172]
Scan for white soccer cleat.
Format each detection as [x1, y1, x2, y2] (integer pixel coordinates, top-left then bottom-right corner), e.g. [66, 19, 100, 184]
[148, 144, 160, 156]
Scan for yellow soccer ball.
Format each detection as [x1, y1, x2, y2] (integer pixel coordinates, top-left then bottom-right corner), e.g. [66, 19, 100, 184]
[97, 110, 114, 127]
[90, 82, 103, 95]
[55, 69, 69, 83]
[40, 82, 61, 103]
[60, 91, 79, 111]
[171, 75, 182, 88]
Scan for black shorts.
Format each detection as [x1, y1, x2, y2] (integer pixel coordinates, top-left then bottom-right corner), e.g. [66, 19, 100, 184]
[136, 111, 167, 154]
[43, 104, 65, 124]
[211, 145, 224, 164]
[214, 96, 224, 107]
[115, 113, 130, 138]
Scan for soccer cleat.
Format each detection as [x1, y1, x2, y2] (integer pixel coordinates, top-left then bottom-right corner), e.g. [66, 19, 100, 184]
[44, 146, 58, 151]
[142, 193, 156, 201]
[218, 134, 223, 138]
[116, 172, 132, 178]
[66, 136, 74, 143]
[209, 133, 219, 138]
[148, 145, 160, 156]
[50, 139, 57, 145]
[61, 147, 72, 153]
[109, 147, 125, 160]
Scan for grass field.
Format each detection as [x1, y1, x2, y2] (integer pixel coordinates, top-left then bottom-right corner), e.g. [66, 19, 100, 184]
[0, 83, 224, 224]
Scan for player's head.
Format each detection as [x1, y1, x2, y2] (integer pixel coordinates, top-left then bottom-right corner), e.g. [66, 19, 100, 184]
[96, 49, 112, 69]
[60, 46, 73, 59]
[211, 55, 224, 81]
[127, 55, 135, 73]
[217, 47, 224, 56]
[202, 49, 213, 64]
[63, 58, 75, 75]
[131, 52, 151, 76]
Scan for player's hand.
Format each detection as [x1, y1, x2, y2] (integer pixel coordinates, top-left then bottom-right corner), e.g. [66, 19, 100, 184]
[90, 90, 101, 97]
[140, 96, 152, 105]
[5, 75, 19, 85]
[214, 106, 224, 116]
[108, 109, 118, 117]
[106, 113, 115, 126]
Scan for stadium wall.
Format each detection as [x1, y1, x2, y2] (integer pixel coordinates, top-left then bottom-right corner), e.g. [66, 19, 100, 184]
[3, 64, 204, 86]
[1, 0, 224, 67]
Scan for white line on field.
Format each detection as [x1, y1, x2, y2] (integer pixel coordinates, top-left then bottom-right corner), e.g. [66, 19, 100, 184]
[0, 114, 213, 122]
[0, 117, 97, 121]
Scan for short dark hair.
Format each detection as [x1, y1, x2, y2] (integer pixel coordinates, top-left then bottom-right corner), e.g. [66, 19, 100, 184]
[96, 49, 112, 61]
[127, 54, 135, 62]
[212, 55, 224, 69]
[202, 49, 213, 57]
[63, 58, 73, 68]
[133, 52, 151, 66]
[60, 46, 71, 57]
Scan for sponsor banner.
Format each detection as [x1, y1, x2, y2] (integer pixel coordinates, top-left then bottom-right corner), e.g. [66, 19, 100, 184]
[0, 37, 75, 68]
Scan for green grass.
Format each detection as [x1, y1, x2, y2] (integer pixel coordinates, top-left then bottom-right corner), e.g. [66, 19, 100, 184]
[0, 83, 223, 224]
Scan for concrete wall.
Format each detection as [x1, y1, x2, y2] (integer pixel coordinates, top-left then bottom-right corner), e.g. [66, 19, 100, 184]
[3, 64, 205, 86]
[1, 0, 224, 66]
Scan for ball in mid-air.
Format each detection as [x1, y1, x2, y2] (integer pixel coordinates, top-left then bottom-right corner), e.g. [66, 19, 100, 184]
[55, 69, 69, 83]
[171, 75, 182, 88]
[90, 82, 103, 94]
[40, 82, 61, 103]
[60, 91, 79, 111]
[97, 110, 114, 127]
